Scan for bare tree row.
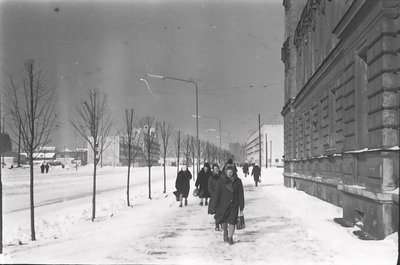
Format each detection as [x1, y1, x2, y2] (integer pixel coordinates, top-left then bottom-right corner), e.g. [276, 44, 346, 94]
[1, 60, 235, 250]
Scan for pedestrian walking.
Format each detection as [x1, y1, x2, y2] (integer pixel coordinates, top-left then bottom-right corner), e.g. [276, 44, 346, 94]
[210, 166, 245, 245]
[222, 158, 237, 174]
[45, 163, 50, 174]
[208, 163, 222, 231]
[40, 163, 45, 174]
[174, 166, 192, 207]
[195, 162, 212, 206]
[251, 164, 261, 187]
[242, 162, 249, 177]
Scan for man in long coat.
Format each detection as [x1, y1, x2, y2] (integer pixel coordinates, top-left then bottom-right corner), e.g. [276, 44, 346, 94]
[251, 164, 261, 187]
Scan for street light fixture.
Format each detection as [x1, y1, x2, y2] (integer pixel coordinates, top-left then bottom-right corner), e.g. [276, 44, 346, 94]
[145, 73, 200, 177]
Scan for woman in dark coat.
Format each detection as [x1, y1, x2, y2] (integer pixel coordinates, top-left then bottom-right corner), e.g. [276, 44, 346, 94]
[195, 163, 212, 206]
[251, 164, 261, 187]
[210, 166, 245, 245]
[242, 162, 249, 177]
[222, 158, 237, 174]
[208, 163, 222, 230]
[175, 166, 192, 207]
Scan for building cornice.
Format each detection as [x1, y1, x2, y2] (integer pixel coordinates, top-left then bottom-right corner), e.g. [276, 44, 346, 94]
[281, 97, 295, 117]
[283, 0, 290, 12]
[281, 37, 291, 73]
[332, 0, 376, 40]
[293, 0, 321, 48]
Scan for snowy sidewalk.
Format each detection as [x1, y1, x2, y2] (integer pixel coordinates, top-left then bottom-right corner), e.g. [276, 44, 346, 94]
[1, 167, 398, 265]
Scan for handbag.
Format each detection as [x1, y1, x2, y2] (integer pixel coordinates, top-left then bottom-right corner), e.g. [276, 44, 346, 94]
[237, 211, 245, 230]
[193, 188, 199, 197]
[173, 191, 180, 201]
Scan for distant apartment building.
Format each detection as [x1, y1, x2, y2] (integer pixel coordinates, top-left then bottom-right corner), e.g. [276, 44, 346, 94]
[281, 0, 399, 239]
[245, 124, 284, 167]
[57, 147, 88, 166]
[87, 127, 160, 167]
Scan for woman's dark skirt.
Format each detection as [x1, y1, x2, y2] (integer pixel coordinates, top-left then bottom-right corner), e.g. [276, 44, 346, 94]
[216, 204, 239, 225]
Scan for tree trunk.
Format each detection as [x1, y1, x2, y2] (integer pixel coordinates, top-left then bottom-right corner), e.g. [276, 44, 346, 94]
[192, 153, 195, 182]
[17, 125, 21, 167]
[148, 165, 152, 200]
[163, 156, 166, 193]
[29, 155, 36, 240]
[127, 162, 131, 206]
[92, 157, 97, 221]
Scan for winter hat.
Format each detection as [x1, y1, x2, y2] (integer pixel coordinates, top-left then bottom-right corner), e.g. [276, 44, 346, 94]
[204, 162, 210, 169]
[212, 163, 219, 169]
[226, 165, 235, 172]
[227, 159, 233, 164]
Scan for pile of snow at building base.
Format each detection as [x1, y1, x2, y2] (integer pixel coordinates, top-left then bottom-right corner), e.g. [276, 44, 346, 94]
[0, 166, 398, 265]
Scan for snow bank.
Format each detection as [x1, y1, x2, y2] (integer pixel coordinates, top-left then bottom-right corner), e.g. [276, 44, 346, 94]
[0, 167, 397, 265]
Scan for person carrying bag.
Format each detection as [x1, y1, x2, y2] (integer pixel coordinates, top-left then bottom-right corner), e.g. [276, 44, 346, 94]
[236, 210, 245, 230]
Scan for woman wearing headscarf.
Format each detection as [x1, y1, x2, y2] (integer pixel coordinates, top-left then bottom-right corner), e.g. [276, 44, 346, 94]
[210, 165, 245, 245]
[175, 166, 192, 207]
[222, 158, 237, 174]
[195, 162, 212, 206]
[208, 163, 222, 230]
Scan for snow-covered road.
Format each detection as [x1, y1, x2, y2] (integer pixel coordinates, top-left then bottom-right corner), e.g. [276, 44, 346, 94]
[1, 166, 397, 265]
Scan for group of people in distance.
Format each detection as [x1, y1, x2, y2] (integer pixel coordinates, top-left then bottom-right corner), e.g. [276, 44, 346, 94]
[40, 162, 50, 174]
[174, 158, 245, 245]
[242, 162, 262, 187]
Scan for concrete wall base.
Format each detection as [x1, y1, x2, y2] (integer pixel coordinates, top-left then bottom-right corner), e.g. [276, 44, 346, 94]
[283, 173, 398, 239]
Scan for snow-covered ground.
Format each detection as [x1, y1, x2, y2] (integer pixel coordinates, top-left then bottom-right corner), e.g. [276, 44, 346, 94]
[0, 166, 397, 264]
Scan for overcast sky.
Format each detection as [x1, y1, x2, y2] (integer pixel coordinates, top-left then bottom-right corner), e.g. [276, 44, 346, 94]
[0, 0, 284, 150]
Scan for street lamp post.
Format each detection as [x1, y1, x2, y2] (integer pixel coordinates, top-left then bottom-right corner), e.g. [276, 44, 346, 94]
[145, 74, 200, 177]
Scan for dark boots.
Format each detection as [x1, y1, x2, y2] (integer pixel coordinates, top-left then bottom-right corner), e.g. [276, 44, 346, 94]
[222, 223, 228, 242]
[185, 198, 188, 206]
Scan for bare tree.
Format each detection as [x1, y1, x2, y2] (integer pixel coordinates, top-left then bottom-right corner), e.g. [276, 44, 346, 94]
[173, 130, 181, 174]
[70, 88, 113, 221]
[200, 140, 207, 164]
[210, 144, 218, 164]
[6, 59, 58, 241]
[183, 134, 191, 168]
[159, 121, 173, 194]
[122, 109, 142, 206]
[98, 134, 118, 168]
[139, 116, 158, 200]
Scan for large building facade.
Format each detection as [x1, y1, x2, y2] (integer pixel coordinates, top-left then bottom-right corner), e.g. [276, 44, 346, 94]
[245, 124, 284, 167]
[281, 0, 399, 239]
[87, 127, 160, 167]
